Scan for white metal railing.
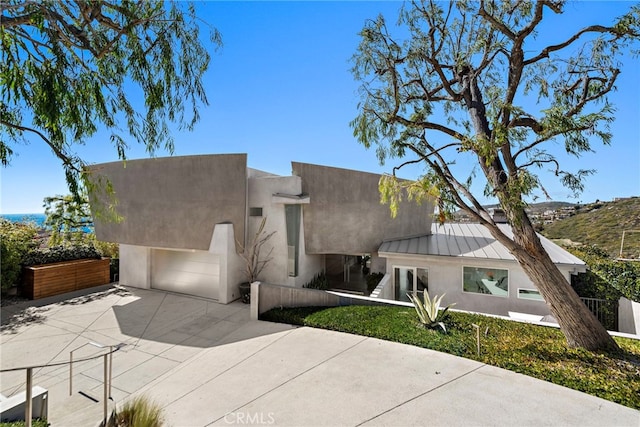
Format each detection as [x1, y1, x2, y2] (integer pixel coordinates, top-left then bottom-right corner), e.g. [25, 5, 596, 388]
[0, 342, 124, 427]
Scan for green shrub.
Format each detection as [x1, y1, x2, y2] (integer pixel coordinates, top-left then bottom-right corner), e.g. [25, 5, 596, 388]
[104, 395, 164, 427]
[0, 419, 48, 427]
[570, 245, 640, 303]
[260, 306, 327, 325]
[407, 291, 456, 332]
[22, 244, 101, 266]
[94, 238, 119, 259]
[303, 272, 329, 290]
[0, 219, 39, 291]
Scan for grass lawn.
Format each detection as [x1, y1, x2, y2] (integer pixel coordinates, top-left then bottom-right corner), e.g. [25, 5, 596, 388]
[261, 305, 640, 409]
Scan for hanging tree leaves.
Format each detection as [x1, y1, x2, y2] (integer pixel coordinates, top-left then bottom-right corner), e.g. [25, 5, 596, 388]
[1, 0, 221, 197]
[352, 0, 639, 351]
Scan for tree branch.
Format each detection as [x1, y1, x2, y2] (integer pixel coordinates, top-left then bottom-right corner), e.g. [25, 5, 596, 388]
[509, 116, 544, 133]
[479, 0, 516, 40]
[565, 70, 619, 117]
[524, 25, 626, 66]
[0, 119, 82, 173]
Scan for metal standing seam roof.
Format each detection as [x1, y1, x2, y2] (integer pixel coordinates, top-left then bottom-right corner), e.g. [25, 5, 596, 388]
[378, 223, 586, 266]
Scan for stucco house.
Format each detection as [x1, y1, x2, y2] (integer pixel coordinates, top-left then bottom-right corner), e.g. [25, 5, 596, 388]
[91, 154, 431, 304]
[91, 153, 586, 320]
[375, 222, 586, 319]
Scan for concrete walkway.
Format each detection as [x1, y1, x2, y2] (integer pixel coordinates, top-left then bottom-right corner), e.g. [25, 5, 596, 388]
[1, 285, 638, 426]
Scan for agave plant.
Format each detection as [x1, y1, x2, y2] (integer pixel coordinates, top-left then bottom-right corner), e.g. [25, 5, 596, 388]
[407, 291, 456, 333]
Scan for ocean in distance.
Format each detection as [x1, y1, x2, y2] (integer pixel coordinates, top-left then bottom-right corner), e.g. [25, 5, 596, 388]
[2, 213, 94, 232]
[1, 213, 47, 228]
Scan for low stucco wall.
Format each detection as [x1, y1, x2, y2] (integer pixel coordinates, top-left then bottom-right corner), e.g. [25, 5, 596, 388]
[370, 273, 393, 299]
[250, 282, 398, 320]
[619, 297, 640, 335]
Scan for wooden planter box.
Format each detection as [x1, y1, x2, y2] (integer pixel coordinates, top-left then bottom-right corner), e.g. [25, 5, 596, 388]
[22, 258, 111, 300]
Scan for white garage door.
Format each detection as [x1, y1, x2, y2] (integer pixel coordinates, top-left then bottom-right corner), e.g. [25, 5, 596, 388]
[151, 249, 220, 300]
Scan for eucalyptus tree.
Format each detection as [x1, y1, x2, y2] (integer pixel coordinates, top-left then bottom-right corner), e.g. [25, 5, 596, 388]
[352, 0, 639, 351]
[1, 0, 220, 198]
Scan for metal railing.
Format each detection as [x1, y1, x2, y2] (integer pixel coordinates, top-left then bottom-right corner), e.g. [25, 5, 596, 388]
[581, 297, 619, 331]
[0, 342, 124, 427]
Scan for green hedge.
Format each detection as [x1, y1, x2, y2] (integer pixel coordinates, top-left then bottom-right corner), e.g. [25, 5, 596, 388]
[570, 245, 640, 303]
[22, 244, 101, 267]
[0, 420, 48, 427]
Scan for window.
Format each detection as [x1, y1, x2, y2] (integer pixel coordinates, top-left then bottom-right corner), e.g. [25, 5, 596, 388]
[249, 207, 263, 217]
[463, 266, 508, 297]
[394, 266, 428, 302]
[285, 205, 301, 277]
[518, 288, 544, 301]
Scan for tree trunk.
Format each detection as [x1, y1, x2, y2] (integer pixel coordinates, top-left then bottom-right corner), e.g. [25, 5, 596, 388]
[491, 215, 619, 352]
[459, 68, 618, 351]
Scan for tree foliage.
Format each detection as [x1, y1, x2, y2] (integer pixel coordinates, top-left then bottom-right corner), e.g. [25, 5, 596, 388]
[1, 0, 221, 198]
[572, 245, 640, 303]
[44, 192, 94, 245]
[43, 192, 119, 258]
[0, 219, 38, 291]
[352, 0, 639, 351]
[353, 0, 638, 219]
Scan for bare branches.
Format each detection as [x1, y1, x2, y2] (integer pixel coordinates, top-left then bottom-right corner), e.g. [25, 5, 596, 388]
[237, 217, 276, 283]
[524, 25, 626, 66]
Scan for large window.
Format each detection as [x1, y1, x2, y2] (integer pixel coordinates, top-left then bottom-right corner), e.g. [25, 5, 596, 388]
[518, 288, 544, 301]
[285, 205, 301, 277]
[463, 266, 508, 297]
[394, 266, 428, 302]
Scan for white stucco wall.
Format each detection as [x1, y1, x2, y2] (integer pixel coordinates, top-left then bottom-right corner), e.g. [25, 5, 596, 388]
[209, 223, 244, 304]
[370, 254, 386, 274]
[118, 244, 151, 289]
[381, 254, 578, 317]
[290, 209, 324, 287]
[246, 172, 323, 288]
[618, 297, 640, 335]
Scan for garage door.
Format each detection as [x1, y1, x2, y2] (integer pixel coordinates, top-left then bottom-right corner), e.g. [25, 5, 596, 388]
[151, 249, 220, 300]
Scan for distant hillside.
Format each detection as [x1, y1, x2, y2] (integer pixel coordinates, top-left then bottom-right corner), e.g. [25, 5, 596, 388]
[454, 201, 575, 221]
[541, 198, 640, 258]
[525, 201, 575, 213]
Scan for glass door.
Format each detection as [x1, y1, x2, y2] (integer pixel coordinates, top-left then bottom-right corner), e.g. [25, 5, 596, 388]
[394, 267, 412, 302]
[416, 268, 428, 294]
[394, 267, 429, 302]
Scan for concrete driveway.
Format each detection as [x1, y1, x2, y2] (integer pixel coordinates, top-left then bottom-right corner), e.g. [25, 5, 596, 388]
[1, 284, 638, 426]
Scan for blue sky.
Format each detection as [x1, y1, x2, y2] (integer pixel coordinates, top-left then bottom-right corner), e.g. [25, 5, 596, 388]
[2, 1, 639, 214]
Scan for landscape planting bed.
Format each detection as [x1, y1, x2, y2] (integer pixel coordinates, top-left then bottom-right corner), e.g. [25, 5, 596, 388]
[22, 258, 110, 299]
